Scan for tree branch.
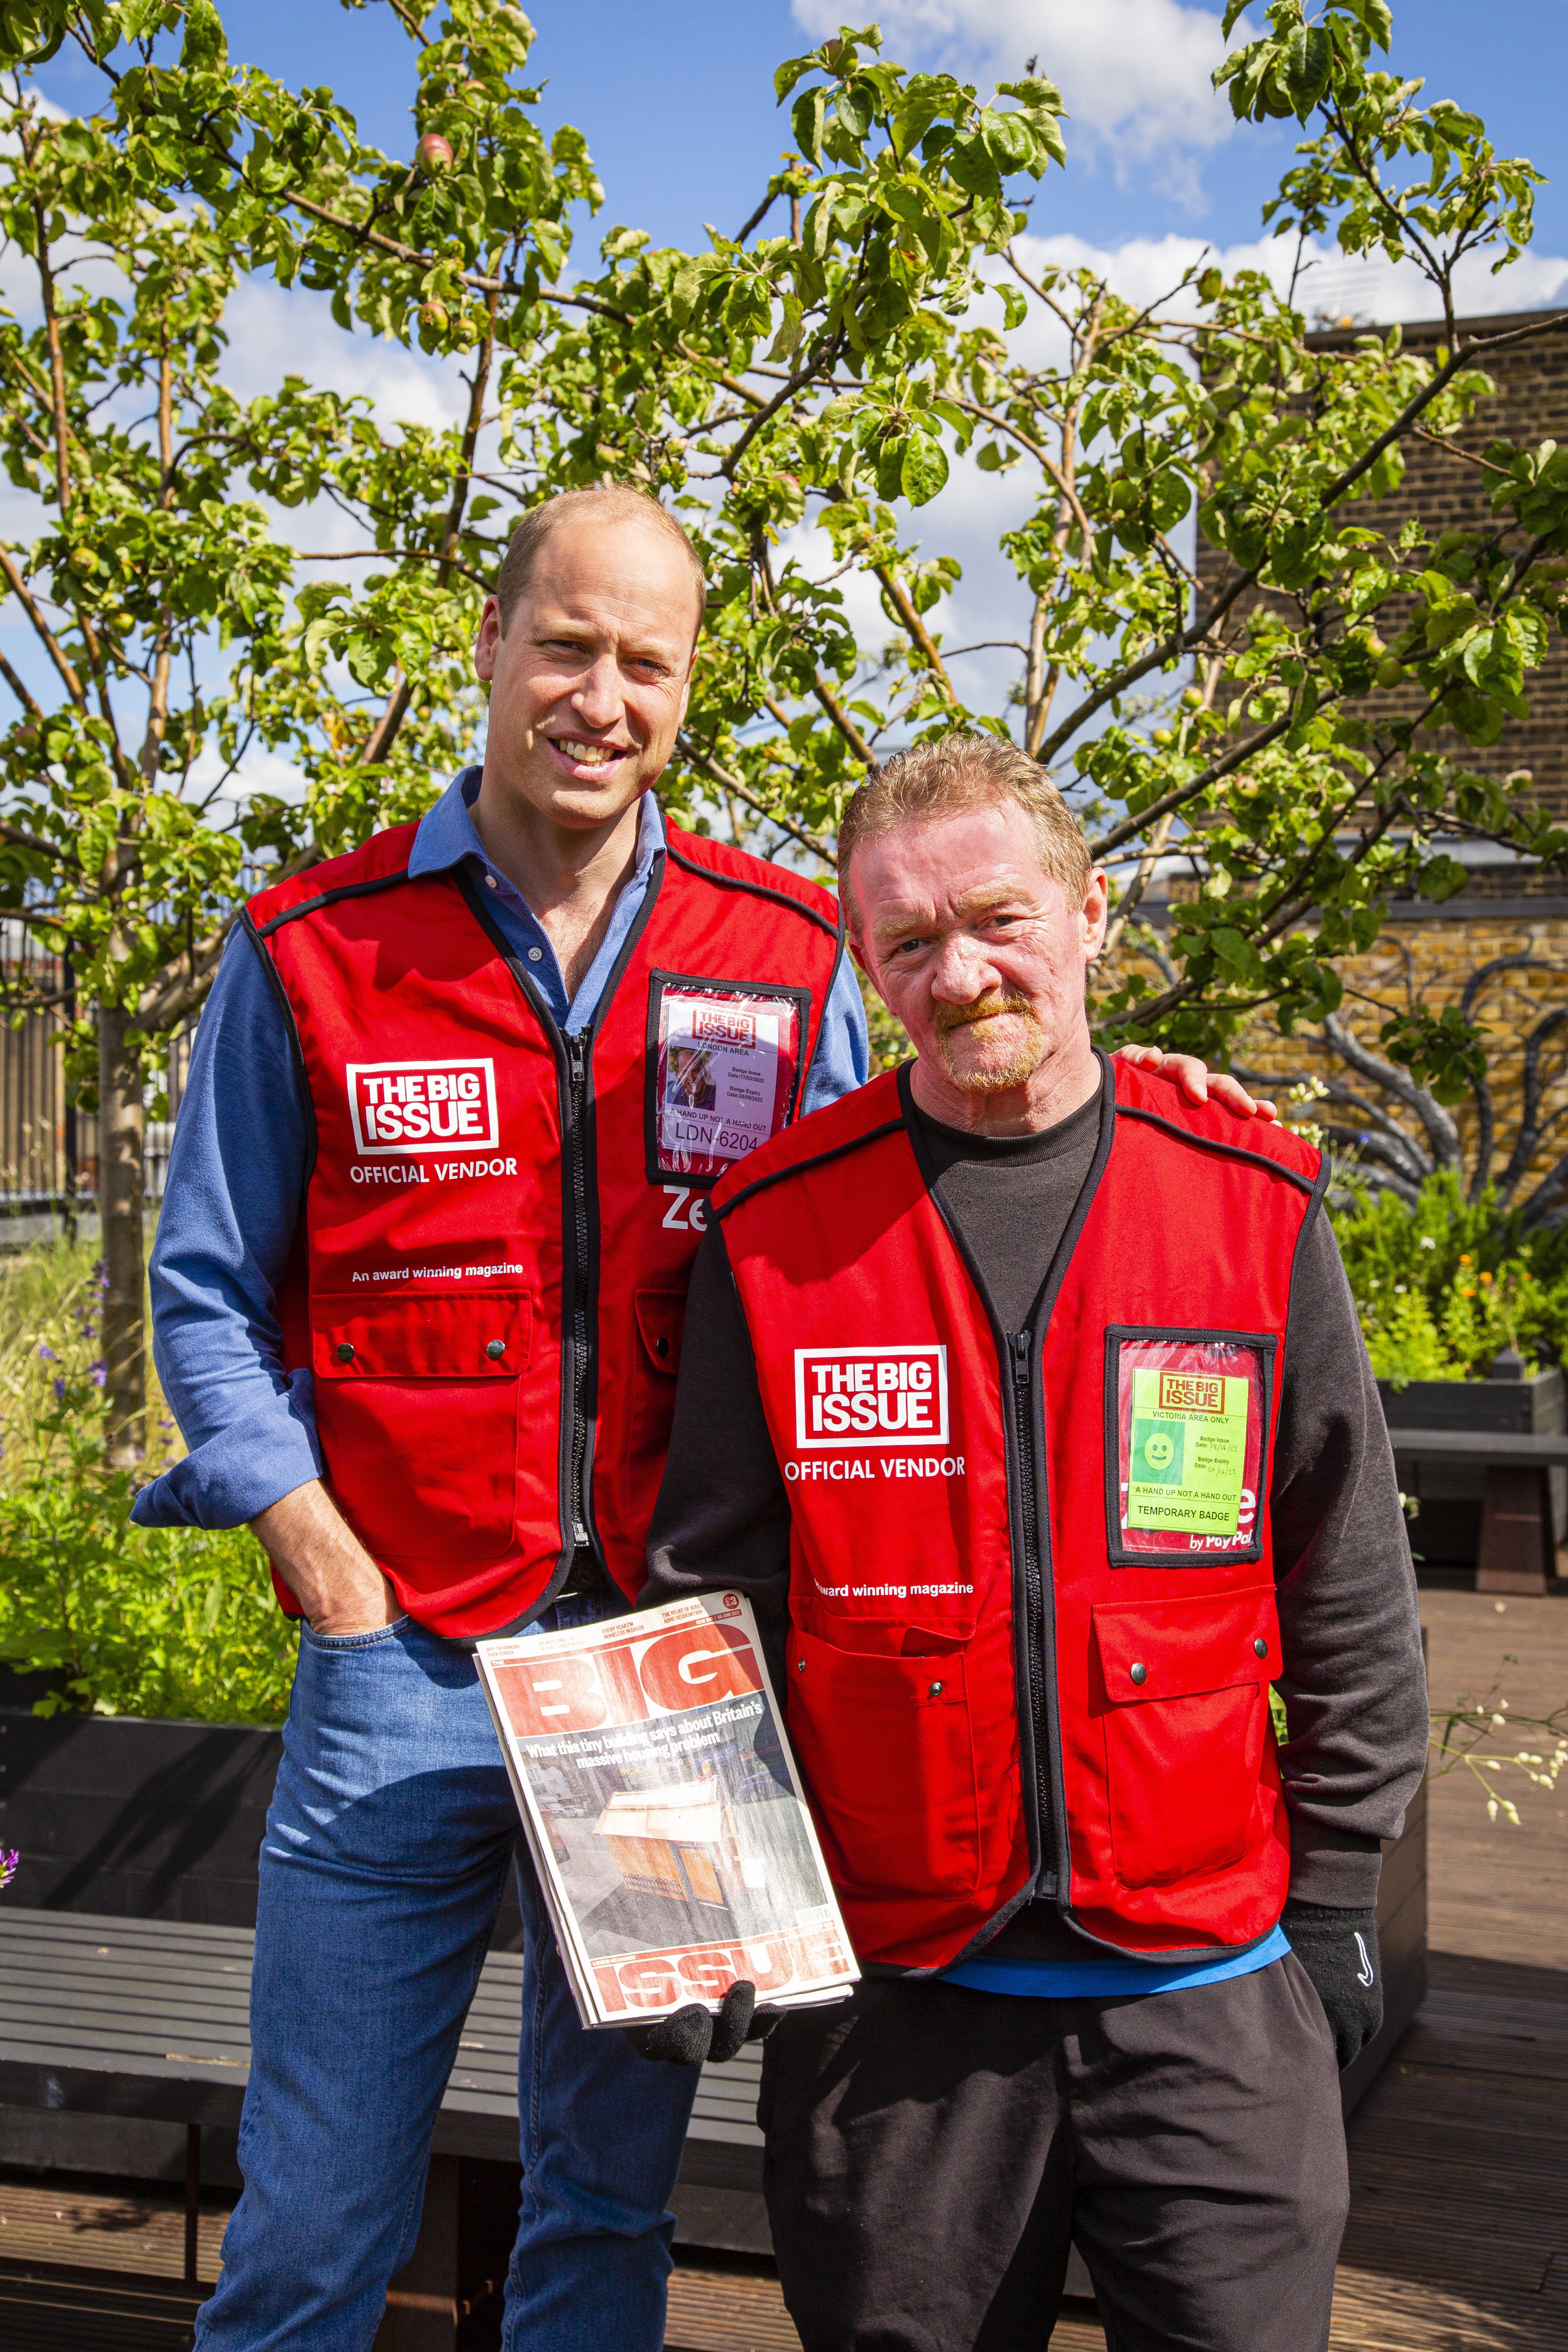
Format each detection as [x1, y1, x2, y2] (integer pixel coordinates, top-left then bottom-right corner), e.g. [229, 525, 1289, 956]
[872, 564, 958, 706]
[1087, 708, 1298, 861]
[0, 651, 44, 721]
[735, 189, 779, 244]
[0, 816, 64, 862]
[676, 735, 836, 863]
[0, 546, 86, 705]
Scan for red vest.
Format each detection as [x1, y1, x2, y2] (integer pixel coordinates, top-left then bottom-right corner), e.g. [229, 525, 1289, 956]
[712, 1056, 1325, 1973]
[246, 812, 843, 1639]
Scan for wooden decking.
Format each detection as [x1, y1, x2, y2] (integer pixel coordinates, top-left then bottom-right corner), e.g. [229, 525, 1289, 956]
[0, 1586, 1562, 2347]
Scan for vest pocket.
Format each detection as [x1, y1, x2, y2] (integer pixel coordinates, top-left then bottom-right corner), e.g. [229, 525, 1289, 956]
[623, 1288, 687, 1524]
[310, 1292, 528, 1568]
[1093, 1587, 1281, 1890]
[785, 1629, 980, 1899]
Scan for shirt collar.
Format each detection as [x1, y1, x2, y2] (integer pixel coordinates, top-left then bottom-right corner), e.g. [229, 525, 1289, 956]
[408, 766, 667, 889]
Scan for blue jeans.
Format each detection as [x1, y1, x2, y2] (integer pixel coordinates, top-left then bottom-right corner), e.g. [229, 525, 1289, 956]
[196, 1603, 699, 2351]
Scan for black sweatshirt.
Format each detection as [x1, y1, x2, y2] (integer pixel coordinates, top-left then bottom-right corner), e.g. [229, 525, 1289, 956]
[645, 1081, 1429, 1927]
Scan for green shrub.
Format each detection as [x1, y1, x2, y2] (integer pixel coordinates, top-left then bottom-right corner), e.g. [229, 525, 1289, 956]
[1333, 1170, 1568, 1386]
[0, 1243, 295, 1724]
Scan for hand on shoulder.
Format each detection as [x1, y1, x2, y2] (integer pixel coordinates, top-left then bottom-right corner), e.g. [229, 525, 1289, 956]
[1113, 1044, 1277, 1123]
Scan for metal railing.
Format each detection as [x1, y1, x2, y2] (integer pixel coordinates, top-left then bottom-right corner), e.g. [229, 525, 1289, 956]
[0, 929, 192, 1219]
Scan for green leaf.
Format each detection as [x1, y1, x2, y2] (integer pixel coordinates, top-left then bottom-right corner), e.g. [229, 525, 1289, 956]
[1356, 0, 1394, 52]
[774, 56, 814, 102]
[791, 85, 828, 166]
[901, 431, 949, 505]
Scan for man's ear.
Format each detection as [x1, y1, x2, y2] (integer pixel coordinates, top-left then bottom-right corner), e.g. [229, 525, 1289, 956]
[1081, 867, 1109, 961]
[475, 596, 503, 684]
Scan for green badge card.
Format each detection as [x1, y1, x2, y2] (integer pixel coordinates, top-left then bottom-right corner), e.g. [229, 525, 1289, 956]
[1126, 1367, 1249, 1537]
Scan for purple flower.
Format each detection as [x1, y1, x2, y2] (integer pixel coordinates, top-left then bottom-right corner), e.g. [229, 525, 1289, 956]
[52, 1376, 66, 1403]
[90, 1360, 106, 1389]
[37, 1343, 57, 1362]
[0, 1850, 17, 1892]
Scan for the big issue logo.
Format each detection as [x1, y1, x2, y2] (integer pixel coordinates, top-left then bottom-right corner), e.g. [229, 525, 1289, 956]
[344, 1058, 517, 1186]
[789, 1344, 964, 1483]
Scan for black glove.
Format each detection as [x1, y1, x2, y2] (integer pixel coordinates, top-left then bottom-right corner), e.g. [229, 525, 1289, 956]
[1281, 1898, 1381, 2069]
[622, 1978, 784, 2067]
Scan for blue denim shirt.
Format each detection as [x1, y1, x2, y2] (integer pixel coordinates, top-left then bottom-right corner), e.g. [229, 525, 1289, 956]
[134, 771, 867, 1529]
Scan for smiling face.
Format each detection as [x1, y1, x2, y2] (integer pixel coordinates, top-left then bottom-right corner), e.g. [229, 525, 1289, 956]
[848, 793, 1109, 1133]
[472, 513, 701, 836]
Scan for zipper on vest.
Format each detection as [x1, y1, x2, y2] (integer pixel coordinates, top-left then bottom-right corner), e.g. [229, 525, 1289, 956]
[565, 1033, 593, 1551]
[1009, 1328, 1057, 1896]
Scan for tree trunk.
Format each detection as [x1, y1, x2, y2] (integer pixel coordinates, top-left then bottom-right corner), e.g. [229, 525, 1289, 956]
[97, 1002, 145, 1468]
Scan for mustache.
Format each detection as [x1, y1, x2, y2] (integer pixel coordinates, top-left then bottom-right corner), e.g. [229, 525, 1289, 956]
[932, 990, 1035, 1035]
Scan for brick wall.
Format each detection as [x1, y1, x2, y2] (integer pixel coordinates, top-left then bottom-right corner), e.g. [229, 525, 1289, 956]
[1196, 306, 1568, 818]
[1170, 307, 1568, 1197]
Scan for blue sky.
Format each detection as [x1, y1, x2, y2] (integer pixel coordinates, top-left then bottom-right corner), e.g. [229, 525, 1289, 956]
[37, 1, 1568, 274]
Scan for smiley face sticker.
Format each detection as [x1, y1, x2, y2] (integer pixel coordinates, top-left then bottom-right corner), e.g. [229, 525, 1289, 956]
[1106, 1328, 1275, 1564]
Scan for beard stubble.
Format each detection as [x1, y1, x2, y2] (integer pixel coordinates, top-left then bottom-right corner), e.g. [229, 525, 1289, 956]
[932, 990, 1047, 1094]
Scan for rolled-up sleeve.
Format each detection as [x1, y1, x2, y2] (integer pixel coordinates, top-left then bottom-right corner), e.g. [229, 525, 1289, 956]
[132, 925, 321, 1529]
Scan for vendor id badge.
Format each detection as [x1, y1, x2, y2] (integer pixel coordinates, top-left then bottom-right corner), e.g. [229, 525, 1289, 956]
[1104, 1328, 1274, 1564]
[645, 972, 811, 1187]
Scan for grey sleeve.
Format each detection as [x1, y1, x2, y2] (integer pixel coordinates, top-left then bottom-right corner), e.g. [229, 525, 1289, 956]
[1271, 1205, 1429, 1907]
[643, 1218, 793, 1684]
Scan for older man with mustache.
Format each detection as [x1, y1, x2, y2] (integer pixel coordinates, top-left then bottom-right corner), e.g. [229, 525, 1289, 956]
[647, 734, 1427, 2352]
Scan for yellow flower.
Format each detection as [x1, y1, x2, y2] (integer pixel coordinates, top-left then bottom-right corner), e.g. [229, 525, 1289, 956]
[1458, 1253, 1473, 1266]
[1479, 1271, 1493, 1286]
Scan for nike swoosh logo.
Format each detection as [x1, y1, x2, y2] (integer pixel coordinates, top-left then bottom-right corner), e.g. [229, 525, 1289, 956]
[1355, 1932, 1375, 1988]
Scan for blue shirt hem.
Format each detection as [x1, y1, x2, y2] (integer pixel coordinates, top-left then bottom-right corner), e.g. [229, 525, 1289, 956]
[939, 1921, 1292, 2001]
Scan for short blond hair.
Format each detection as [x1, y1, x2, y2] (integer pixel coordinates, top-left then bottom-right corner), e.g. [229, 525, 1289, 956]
[838, 735, 1092, 925]
[494, 486, 707, 637]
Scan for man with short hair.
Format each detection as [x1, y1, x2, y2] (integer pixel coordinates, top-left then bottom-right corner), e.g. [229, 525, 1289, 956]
[647, 735, 1428, 2352]
[135, 486, 869, 2350]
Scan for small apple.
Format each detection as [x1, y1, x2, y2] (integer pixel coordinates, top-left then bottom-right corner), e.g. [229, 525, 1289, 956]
[420, 301, 449, 336]
[416, 133, 454, 174]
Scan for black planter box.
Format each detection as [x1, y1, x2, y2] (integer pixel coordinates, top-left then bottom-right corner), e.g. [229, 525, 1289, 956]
[1379, 1366, 1565, 1567]
[0, 1681, 282, 1927]
[0, 1669, 526, 1947]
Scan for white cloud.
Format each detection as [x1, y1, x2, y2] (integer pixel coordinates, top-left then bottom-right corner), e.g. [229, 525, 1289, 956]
[791, 0, 1242, 184]
[1011, 226, 1568, 330]
[220, 277, 465, 434]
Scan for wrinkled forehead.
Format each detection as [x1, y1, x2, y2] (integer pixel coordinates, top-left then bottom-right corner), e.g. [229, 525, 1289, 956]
[851, 803, 1062, 939]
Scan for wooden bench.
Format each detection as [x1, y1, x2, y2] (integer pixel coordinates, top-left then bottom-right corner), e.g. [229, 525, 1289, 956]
[1387, 1427, 1568, 1595]
[0, 1746, 1427, 2344]
[0, 1906, 765, 2347]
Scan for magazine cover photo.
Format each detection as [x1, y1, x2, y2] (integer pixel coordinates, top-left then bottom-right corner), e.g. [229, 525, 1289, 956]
[478, 1592, 857, 2027]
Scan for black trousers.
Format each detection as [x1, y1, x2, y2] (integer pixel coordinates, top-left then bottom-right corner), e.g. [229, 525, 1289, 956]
[758, 1956, 1348, 2352]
